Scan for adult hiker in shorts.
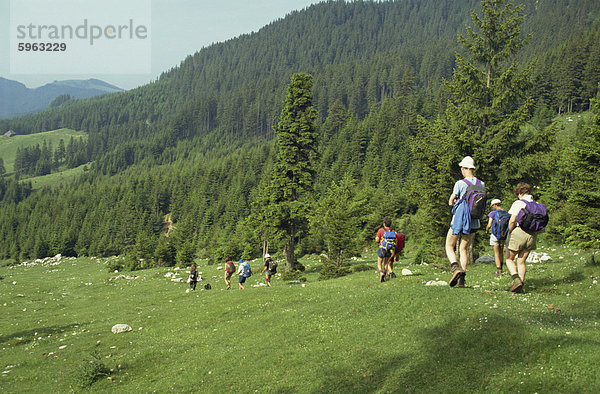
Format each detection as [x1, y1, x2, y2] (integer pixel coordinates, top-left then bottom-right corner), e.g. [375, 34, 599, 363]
[388, 226, 405, 278]
[261, 253, 277, 287]
[375, 218, 395, 282]
[485, 199, 507, 276]
[505, 183, 539, 293]
[445, 156, 485, 288]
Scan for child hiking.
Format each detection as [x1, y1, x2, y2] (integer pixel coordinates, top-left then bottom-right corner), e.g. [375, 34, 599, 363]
[261, 253, 277, 287]
[485, 198, 509, 276]
[375, 218, 396, 282]
[445, 156, 486, 288]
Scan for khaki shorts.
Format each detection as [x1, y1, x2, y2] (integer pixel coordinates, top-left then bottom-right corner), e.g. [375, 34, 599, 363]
[508, 227, 536, 252]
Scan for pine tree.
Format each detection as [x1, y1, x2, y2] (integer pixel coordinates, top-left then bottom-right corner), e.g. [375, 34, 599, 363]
[267, 73, 318, 270]
[411, 0, 535, 257]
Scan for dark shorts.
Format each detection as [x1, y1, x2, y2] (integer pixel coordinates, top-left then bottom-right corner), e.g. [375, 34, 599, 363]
[377, 248, 392, 258]
[238, 276, 247, 284]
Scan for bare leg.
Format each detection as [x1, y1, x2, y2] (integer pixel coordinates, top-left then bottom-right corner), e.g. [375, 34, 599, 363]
[458, 233, 475, 272]
[505, 249, 518, 276]
[493, 244, 504, 272]
[445, 228, 460, 264]
[516, 250, 529, 282]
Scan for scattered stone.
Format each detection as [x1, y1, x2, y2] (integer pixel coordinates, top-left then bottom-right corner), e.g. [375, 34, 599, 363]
[475, 255, 494, 264]
[58, 345, 67, 349]
[111, 324, 132, 334]
[288, 280, 303, 284]
[425, 280, 448, 286]
[252, 283, 267, 287]
[401, 268, 413, 276]
[216, 266, 223, 270]
[109, 274, 138, 281]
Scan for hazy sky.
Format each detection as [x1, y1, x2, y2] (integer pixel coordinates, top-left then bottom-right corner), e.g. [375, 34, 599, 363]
[1, 0, 324, 90]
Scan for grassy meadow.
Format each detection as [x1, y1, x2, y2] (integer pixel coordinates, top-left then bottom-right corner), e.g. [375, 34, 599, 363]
[0, 128, 87, 174]
[1, 246, 599, 392]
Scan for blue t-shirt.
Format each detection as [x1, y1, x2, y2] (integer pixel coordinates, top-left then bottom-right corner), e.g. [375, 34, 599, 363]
[452, 177, 485, 229]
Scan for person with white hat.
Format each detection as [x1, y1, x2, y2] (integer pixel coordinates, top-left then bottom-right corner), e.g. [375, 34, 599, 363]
[485, 198, 510, 276]
[445, 156, 486, 288]
[261, 253, 277, 287]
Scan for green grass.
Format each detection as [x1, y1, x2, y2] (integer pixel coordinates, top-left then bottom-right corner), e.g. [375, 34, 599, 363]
[1, 247, 599, 392]
[0, 128, 87, 173]
[25, 164, 89, 190]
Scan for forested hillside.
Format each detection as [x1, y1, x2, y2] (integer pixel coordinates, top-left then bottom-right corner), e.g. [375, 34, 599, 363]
[0, 0, 599, 264]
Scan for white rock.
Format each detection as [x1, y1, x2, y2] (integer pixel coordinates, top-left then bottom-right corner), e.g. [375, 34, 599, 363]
[111, 324, 132, 334]
[58, 345, 67, 349]
[216, 266, 223, 270]
[425, 280, 448, 286]
[401, 269, 413, 276]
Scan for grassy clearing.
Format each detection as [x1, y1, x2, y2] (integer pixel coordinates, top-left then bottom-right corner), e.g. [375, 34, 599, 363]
[25, 164, 89, 190]
[1, 247, 599, 392]
[0, 128, 87, 173]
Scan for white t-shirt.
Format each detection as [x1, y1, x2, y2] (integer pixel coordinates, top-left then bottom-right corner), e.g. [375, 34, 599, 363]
[508, 194, 534, 227]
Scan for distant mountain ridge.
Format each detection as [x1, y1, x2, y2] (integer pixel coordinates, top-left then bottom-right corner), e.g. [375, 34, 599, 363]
[0, 77, 124, 119]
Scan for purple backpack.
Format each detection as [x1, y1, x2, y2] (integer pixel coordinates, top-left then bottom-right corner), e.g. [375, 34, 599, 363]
[515, 199, 549, 232]
[459, 179, 487, 219]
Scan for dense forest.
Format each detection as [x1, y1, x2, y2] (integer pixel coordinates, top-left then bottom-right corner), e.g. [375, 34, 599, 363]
[0, 0, 599, 267]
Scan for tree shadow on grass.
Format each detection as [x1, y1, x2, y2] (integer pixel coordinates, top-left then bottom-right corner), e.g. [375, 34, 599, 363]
[0, 323, 86, 347]
[527, 270, 586, 292]
[312, 313, 598, 392]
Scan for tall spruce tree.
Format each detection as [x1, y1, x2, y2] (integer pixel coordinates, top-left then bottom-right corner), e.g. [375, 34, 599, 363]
[268, 73, 318, 270]
[411, 0, 535, 257]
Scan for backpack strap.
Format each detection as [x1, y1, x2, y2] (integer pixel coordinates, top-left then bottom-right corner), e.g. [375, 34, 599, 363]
[462, 178, 481, 186]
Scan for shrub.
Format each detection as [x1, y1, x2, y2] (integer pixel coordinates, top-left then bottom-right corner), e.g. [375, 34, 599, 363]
[105, 257, 125, 272]
[71, 352, 110, 388]
[319, 254, 351, 280]
[281, 269, 307, 282]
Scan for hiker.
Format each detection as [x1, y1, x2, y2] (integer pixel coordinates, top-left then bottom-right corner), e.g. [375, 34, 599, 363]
[445, 156, 486, 288]
[505, 182, 547, 293]
[485, 199, 509, 276]
[189, 263, 199, 291]
[375, 218, 396, 282]
[261, 253, 277, 287]
[235, 258, 252, 290]
[388, 226, 405, 278]
[224, 257, 236, 290]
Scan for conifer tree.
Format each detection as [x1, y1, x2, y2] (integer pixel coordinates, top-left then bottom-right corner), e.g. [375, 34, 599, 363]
[268, 73, 318, 270]
[412, 0, 535, 256]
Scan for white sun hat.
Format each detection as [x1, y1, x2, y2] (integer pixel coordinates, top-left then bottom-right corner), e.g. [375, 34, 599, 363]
[458, 156, 475, 169]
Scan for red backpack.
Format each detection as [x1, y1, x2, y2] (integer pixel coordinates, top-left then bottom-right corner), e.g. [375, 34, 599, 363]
[225, 261, 236, 274]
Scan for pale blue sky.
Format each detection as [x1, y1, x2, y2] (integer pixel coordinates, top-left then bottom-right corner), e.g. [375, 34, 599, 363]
[1, 0, 324, 90]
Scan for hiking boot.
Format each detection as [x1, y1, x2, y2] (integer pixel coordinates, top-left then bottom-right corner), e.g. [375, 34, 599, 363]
[390, 272, 397, 279]
[380, 272, 386, 283]
[496, 269, 503, 277]
[449, 265, 465, 287]
[510, 277, 523, 293]
[457, 274, 466, 288]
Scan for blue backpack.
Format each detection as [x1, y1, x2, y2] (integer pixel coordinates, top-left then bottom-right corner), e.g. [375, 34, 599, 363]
[459, 179, 487, 219]
[491, 209, 511, 240]
[242, 263, 252, 278]
[380, 229, 396, 252]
